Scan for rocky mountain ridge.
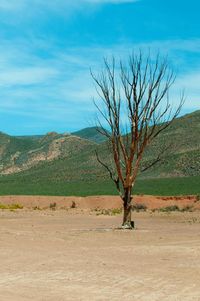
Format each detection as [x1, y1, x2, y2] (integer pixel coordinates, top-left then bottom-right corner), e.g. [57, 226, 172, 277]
[0, 110, 199, 178]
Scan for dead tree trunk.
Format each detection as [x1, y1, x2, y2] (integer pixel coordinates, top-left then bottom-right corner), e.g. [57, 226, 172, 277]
[122, 187, 133, 228]
[92, 52, 184, 229]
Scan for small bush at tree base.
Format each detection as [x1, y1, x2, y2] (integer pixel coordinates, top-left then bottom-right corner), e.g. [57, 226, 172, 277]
[111, 208, 122, 215]
[49, 202, 57, 210]
[95, 208, 122, 216]
[132, 203, 147, 212]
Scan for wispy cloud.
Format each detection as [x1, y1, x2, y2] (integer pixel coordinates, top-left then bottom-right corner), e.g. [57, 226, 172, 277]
[0, 36, 199, 134]
[0, 0, 139, 10]
[84, 0, 138, 3]
[0, 67, 58, 86]
[0, 0, 139, 16]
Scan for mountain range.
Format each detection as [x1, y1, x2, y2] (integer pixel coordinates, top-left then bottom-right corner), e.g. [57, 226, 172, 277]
[0, 110, 199, 195]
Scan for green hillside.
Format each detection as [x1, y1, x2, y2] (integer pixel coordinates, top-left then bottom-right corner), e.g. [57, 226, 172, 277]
[0, 172, 199, 196]
[0, 131, 96, 175]
[0, 110, 199, 196]
[72, 127, 107, 143]
[138, 110, 200, 178]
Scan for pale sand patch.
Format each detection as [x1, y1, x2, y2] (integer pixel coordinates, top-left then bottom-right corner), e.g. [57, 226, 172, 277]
[0, 208, 200, 300]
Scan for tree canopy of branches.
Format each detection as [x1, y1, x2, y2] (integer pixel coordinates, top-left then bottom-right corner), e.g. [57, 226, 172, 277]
[92, 51, 184, 229]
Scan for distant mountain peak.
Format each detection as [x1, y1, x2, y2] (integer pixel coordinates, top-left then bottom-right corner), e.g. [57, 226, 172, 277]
[72, 126, 107, 143]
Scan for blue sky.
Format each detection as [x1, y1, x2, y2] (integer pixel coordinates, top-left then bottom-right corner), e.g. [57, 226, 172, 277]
[0, 0, 199, 135]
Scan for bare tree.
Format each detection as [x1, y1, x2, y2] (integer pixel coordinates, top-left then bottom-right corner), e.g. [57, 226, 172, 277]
[91, 51, 184, 229]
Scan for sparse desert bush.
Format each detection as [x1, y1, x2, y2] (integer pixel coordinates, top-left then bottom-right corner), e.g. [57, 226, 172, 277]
[0, 203, 23, 210]
[195, 195, 200, 202]
[132, 203, 147, 212]
[185, 217, 200, 224]
[111, 208, 122, 215]
[49, 202, 57, 210]
[95, 208, 122, 216]
[33, 206, 42, 210]
[0, 204, 10, 210]
[97, 209, 110, 216]
[158, 205, 180, 212]
[153, 204, 194, 213]
[191, 217, 200, 224]
[11, 203, 23, 209]
[60, 206, 68, 211]
[71, 201, 76, 209]
[180, 205, 193, 212]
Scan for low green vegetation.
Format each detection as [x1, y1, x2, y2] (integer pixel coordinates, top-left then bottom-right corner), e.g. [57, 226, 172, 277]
[0, 175, 199, 196]
[95, 208, 122, 216]
[0, 203, 23, 210]
[158, 205, 180, 212]
[153, 204, 194, 213]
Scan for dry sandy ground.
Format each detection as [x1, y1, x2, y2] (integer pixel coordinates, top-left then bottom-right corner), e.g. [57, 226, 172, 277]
[0, 198, 200, 301]
[0, 194, 199, 210]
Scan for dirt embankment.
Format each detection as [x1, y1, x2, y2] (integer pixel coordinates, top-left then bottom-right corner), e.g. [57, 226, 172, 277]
[0, 195, 199, 210]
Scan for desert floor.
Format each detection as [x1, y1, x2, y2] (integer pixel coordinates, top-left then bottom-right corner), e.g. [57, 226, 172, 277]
[0, 196, 200, 301]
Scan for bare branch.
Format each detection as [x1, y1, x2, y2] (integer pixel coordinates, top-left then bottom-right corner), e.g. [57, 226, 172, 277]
[95, 150, 123, 198]
[92, 51, 184, 209]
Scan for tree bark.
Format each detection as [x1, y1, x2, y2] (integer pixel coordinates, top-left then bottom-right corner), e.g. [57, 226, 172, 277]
[122, 188, 133, 229]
